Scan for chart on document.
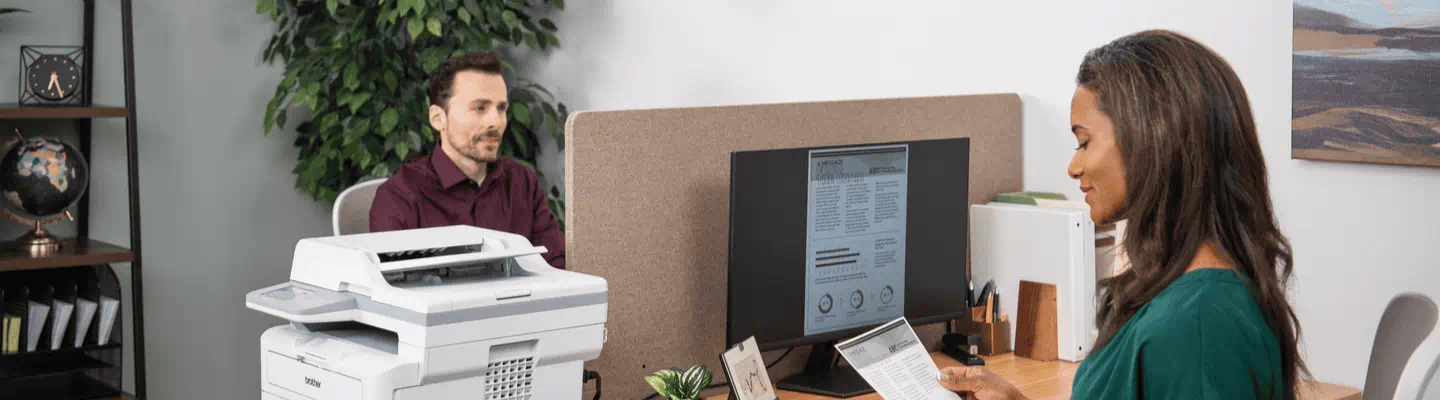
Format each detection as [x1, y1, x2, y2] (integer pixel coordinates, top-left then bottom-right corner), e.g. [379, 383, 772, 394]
[804, 144, 908, 336]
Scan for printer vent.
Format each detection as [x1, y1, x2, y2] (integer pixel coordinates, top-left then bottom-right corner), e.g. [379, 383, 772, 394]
[483, 356, 535, 400]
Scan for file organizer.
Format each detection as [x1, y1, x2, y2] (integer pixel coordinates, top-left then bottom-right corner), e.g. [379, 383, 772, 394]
[0, 264, 124, 400]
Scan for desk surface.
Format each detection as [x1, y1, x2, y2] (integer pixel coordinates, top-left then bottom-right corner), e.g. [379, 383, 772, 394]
[707, 352, 1360, 400]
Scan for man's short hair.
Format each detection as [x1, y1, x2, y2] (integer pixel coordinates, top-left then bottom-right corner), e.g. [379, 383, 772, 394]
[427, 52, 504, 109]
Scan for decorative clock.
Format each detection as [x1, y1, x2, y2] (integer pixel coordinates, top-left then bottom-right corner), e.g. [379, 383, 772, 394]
[19, 46, 87, 106]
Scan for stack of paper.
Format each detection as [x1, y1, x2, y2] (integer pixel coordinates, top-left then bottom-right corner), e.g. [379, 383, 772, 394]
[73, 298, 98, 347]
[97, 296, 119, 345]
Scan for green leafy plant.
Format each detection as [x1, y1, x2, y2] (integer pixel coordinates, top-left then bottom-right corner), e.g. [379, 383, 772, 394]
[256, 0, 569, 230]
[644, 365, 713, 400]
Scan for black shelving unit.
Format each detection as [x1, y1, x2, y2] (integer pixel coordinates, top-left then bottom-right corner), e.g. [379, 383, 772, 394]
[0, 1, 145, 399]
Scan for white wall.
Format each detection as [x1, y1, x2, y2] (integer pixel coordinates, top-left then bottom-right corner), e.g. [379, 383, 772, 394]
[531, 0, 1440, 391]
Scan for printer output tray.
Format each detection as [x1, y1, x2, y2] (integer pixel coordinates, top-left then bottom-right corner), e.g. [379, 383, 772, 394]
[247, 281, 361, 323]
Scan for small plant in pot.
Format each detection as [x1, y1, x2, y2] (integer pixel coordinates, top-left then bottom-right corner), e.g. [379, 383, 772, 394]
[645, 365, 713, 400]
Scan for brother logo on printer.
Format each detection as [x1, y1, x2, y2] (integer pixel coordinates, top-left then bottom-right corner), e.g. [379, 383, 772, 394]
[304, 377, 321, 388]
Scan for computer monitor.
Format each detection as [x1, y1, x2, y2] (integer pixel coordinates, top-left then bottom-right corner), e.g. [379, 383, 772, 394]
[726, 138, 971, 397]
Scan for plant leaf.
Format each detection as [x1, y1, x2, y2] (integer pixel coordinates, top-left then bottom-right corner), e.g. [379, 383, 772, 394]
[513, 103, 531, 126]
[344, 62, 360, 90]
[349, 93, 372, 113]
[556, 0, 565, 9]
[407, 16, 425, 40]
[326, 0, 338, 14]
[384, 71, 398, 93]
[465, 0, 485, 24]
[501, 10, 518, 27]
[264, 97, 280, 133]
[346, 118, 372, 145]
[644, 375, 670, 396]
[381, 109, 400, 133]
[457, 6, 471, 24]
[427, 18, 443, 37]
[397, 140, 410, 159]
[256, 0, 274, 14]
[276, 108, 289, 131]
[539, 18, 556, 31]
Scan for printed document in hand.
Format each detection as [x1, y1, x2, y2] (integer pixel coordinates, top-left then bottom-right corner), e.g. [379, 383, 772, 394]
[835, 316, 961, 400]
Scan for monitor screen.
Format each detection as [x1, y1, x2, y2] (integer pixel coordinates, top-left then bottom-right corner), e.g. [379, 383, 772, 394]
[726, 138, 970, 351]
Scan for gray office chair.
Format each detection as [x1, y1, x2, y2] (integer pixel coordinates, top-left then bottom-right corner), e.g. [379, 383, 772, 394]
[332, 178, 386, 235]
[1363, 292, 1440, 400]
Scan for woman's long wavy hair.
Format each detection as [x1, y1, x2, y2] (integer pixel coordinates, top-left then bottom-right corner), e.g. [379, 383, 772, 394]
[1078, 30, 1309, 393]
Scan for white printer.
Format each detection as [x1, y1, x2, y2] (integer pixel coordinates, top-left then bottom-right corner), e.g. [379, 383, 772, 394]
[245, 225, 607, 400]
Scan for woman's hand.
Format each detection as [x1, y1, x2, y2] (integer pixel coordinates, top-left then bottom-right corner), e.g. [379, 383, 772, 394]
[936, 366, 1028, 400]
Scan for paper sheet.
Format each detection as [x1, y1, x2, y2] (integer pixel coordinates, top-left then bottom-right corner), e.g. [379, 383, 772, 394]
[50, 299, 73, 350]
[98, 296, 119, 345]
[835, 317, 961, 400]
[73, 298, 97, 347]
[26, 301, 50, 352]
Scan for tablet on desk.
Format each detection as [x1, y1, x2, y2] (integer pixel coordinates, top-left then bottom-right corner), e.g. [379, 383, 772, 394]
[720, 336, 779, 400]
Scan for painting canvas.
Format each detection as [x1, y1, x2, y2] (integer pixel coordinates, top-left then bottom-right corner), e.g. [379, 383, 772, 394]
[1292, 0, 1440, 168]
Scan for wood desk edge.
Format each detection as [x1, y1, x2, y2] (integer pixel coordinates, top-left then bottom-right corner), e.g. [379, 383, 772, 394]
[706, 352, 1359, 400]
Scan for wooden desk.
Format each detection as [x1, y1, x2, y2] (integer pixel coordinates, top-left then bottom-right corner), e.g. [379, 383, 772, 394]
[708, 352, 1360, 400]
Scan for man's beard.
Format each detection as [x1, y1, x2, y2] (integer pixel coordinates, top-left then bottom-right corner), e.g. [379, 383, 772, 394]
[461, 130, 502, 163]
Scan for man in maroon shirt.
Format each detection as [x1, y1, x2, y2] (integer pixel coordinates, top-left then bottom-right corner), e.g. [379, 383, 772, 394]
[368, 52, 565, 269]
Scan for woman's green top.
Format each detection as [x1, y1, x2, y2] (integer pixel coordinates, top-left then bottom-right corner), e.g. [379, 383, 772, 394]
[1070, 268, 1286, 400]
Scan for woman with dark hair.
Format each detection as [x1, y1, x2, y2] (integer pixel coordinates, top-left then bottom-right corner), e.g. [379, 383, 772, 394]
[937, 29, 1307, 400]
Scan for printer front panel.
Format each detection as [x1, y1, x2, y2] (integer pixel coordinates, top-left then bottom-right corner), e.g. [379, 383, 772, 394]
[261, 325, 421, 400]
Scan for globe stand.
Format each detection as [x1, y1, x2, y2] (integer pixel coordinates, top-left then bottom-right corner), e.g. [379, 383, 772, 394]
[4, 210, 72, 258]
[16, 221, 61, 257]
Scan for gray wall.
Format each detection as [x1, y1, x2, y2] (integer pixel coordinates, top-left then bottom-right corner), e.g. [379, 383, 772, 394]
[2, 1, 329, 398]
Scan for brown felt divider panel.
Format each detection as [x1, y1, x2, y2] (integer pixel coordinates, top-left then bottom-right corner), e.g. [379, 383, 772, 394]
[565, 94, 1022, 399]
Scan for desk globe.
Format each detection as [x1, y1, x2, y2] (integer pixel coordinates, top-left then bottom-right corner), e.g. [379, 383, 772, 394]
[1, 133, 89, 256]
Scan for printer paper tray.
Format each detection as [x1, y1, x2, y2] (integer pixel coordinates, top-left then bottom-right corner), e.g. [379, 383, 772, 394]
[377, 246, 548, 274]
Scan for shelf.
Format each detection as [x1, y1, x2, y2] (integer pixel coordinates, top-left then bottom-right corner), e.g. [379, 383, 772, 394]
[0, 104, 129, 120]
[0, 342, 122, 362]
[0, 239, 134, 272]
[0, 351, 113, 380]
[0, 372, 122, 400]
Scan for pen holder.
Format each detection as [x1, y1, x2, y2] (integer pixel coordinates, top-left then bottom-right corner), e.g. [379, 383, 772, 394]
[951, 317, 1011, 356]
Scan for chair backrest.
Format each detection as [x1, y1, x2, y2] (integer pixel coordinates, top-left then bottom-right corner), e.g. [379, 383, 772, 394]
[1365, 292, 1440, 400]
[332, 178, 387, 236]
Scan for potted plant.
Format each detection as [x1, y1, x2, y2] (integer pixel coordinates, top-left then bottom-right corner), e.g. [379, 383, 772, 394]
[254, 0, 570, 230]
[644, 365, 713, 400]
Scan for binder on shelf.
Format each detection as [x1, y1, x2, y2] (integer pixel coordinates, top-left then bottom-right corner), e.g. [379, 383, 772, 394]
[1, 288, 18, 354]
[3, 312, 18, 353]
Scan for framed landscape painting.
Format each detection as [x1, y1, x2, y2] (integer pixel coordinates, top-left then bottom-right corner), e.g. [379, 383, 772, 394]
[1292, 0, 1440, 168]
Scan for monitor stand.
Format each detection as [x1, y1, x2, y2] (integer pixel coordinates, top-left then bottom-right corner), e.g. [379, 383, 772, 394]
[775, 341, 875, 398]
